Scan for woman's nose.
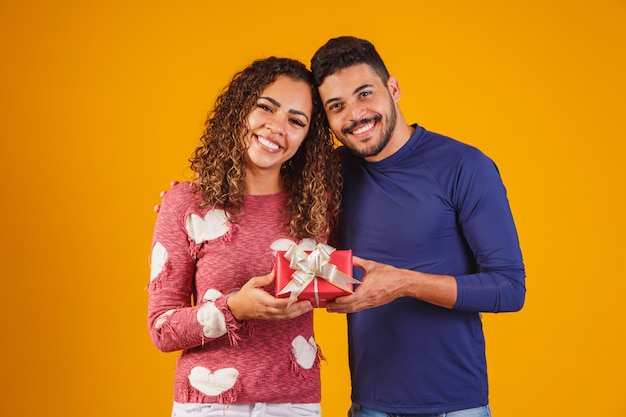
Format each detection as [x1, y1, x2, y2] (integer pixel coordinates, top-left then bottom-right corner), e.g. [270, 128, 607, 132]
[265, 114, 286, 135]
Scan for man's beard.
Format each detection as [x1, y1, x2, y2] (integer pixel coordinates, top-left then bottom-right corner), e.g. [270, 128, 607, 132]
[346, 103, 397, 159]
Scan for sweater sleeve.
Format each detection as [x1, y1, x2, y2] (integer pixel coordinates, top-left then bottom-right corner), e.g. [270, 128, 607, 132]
[146, 183, 241, 352]
[452, 150, 526, 313]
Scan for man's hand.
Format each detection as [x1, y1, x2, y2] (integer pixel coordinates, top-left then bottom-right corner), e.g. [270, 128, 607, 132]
[326, 256, 403, 313]
[326, 256, 457, 313]
[227, 270, 313, 320]
[154, 181, 180, 213]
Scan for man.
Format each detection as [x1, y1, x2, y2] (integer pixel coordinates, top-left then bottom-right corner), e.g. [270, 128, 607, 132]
[311, 36, 526, 417]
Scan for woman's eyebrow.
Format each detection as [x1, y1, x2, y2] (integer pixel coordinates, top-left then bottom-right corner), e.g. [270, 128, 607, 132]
[259, 96, 309, 122]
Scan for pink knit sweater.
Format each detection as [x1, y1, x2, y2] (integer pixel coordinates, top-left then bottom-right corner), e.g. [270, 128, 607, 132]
[147, 182, 321, 404]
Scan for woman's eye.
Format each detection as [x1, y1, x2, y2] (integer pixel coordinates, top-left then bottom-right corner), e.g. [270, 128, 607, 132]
[257, 103, 272, 112]
[291, 119, 306, 127]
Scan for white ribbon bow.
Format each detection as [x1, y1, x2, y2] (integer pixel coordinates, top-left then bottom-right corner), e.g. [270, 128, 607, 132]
[278, 242, 360, 306]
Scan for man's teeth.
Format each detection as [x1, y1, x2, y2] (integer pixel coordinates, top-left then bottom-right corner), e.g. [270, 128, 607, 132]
[258, 136, 279, 150]
[352, 122, 374, 135]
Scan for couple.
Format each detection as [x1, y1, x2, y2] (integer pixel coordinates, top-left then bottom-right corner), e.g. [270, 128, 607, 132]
[147, 36, 526, 417]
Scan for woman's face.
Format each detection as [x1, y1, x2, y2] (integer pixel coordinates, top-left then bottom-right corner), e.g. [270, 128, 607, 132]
[244, 75, 312, 173]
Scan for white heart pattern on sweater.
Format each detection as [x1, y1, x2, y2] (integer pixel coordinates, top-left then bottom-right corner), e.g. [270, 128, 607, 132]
[188, 366, 239, 396]
[291, 335, 318, 369]
[154, 309, 175, 329]
[150, 241, 168, 281]
[186, 209, 230, 243]
[270, 237, 318, 253]
[196, 299, 227, 338]
[202, 288, 223, 302]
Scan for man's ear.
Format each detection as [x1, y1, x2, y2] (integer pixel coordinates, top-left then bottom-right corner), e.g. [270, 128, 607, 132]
[387, 76, 401, 102]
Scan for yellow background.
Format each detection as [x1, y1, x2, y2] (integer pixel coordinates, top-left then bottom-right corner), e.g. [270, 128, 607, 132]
[1, 1, 624, 416]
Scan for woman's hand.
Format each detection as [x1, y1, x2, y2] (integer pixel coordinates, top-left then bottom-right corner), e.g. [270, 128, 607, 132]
[227, 270, 313, 320]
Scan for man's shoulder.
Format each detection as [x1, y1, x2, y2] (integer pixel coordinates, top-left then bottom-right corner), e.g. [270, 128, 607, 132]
[418, 128, 487, 162]
[420, 128, 474, 150]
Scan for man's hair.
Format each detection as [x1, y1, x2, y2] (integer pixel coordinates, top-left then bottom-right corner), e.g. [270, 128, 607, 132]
[310, 36, 390, 87]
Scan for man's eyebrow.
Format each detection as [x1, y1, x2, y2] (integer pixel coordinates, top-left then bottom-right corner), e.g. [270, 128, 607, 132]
[323, 84, 375, 107]
[354, 84, 374, 95]
[324, 97, 339, 107]
[259, 96, 309, 122]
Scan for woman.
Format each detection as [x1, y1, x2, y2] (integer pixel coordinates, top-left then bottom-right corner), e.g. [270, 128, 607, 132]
[147, 57, 341, 417]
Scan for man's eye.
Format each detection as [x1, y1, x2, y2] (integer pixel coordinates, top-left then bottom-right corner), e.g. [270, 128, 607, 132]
[329, 103, 342, 111]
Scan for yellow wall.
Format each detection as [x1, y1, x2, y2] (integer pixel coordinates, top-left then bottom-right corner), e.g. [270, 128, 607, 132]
[1, 1, 624, 416]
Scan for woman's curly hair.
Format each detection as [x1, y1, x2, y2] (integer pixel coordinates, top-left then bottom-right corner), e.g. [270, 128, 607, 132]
[189, 57, 342, 242]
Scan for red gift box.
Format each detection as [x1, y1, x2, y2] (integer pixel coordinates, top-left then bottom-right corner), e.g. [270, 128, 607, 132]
[275, 244, 357, 308]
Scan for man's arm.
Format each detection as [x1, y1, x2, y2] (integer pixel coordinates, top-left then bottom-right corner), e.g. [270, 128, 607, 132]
[328, 149, 526, 314]
[326, 256, 457, 313]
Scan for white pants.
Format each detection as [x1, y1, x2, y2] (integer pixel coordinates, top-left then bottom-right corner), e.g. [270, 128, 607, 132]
[172, 402, 321, 417]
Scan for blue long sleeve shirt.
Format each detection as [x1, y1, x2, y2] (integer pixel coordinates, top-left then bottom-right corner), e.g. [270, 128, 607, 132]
[338, 125, 526, 414]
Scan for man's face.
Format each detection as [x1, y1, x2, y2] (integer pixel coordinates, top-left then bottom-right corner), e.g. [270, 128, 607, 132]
[318, 63, 399, 160]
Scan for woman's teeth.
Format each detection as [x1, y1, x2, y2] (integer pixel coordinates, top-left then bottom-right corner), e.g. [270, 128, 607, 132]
[258, 136, 280, 150]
